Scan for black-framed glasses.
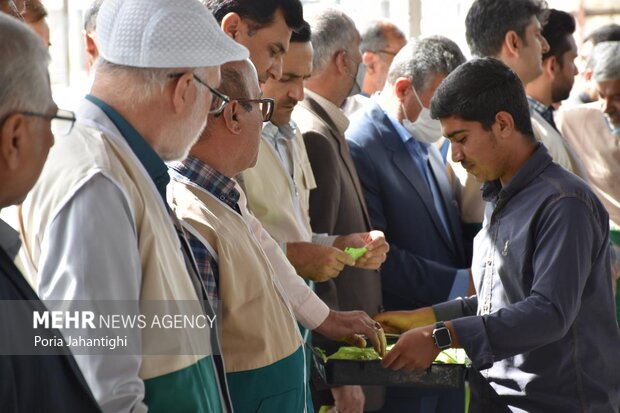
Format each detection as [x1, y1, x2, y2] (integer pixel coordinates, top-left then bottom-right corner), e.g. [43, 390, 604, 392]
[168, 73, 230, 115]
[234, 97, 275, 122]
[19, 109, 76, 136]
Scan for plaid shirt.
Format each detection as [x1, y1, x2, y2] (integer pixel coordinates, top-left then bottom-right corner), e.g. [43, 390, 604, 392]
[170, 156, 241, 312]
[527, 96, 557, 130]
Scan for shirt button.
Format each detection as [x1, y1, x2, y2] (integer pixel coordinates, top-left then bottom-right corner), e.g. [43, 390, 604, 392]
[486, 259, 492, 266]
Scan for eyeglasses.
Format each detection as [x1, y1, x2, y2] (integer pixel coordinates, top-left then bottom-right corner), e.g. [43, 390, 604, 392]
[374, 50, 398, 57]
[168, 73, 230, 115]
[6, 0, 24, 21]
[234, 97, 275, 122]
[19, 109, 76, 136]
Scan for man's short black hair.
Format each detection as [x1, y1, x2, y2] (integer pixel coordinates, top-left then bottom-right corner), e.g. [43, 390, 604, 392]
[204, 0, 304, 32]
[541, 9, 575, 67]
[466, 0, 546, 57]
[430, 57, 534, 140]
[290, 20, 310, 43]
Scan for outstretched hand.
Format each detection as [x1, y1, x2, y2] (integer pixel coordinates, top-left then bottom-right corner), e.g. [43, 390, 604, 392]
[373, 306, 436, 334]
[315, 310, 387, 357]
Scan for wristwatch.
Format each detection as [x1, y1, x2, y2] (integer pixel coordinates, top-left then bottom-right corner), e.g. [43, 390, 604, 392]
[432, 321, 452, 350]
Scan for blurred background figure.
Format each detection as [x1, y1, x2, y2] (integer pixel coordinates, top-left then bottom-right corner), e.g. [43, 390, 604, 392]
[556, 41, 620, 324]
[525, 9, 587, 178]
[343, 19, 406, 116]
[358, 20, 407, 97]
[567, 23, 620, 106]
[22, 0, 50, 48]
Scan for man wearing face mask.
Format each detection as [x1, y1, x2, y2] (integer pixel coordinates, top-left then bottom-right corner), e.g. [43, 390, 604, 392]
[346, 36, 469, 413]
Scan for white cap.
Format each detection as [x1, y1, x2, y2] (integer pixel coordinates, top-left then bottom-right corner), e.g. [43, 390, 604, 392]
[96, 0, 249, 68]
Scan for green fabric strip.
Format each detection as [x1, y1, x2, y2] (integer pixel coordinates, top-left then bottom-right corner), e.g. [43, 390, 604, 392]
[144, 356, 223, 413]
[227, 346, 306, 413]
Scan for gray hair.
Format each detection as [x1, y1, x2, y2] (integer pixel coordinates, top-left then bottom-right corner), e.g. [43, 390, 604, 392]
[592, 41, 620, 83]
[387, 35, 466, 92]
[94, 58, 177, 106]
[359, 20, 405, 53]
[84, 0, 104, 32]
[0, 13, 52, 119]
[308, 8, 359, 73]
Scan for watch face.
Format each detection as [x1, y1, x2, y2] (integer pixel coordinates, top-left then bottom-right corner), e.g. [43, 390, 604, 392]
[433, 327, 451, 349]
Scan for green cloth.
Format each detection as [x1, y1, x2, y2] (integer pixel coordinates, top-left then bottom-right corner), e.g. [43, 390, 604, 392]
[227, 346, 306, 413]
[616, 278, 620, 326]
[144, 356, 223, 413]
[610, 229, 620, 246]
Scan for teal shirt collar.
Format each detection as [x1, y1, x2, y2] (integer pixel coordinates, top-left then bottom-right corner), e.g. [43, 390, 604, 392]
[85, 95, 170, 202]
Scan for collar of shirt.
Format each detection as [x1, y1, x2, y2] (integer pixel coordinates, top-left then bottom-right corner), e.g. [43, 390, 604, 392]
[378, 99, 430, 157]
[170, 156, 240, 212]
[0, 217, 21, 260]
[262, 121, 297, 144]
[482, 143, 551, 206]
[527, 96, 554, 118]
[304, 89, 350, 136]
[85, 94, 170, 203]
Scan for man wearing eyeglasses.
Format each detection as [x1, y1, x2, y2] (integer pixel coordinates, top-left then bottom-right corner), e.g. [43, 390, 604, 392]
[0, 12, 101, 412]
[18, 0, 249, 412]
[169, 56, 388, 413]
[0, 0, 24, 19]
[343, 20, 407, 117]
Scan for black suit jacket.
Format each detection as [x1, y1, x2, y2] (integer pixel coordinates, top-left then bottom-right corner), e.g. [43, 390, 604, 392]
[0, 247, 101, 413]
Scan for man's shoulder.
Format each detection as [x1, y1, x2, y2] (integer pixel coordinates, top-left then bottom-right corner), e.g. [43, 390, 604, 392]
[347, 104, 391, 147]
[538, 162, 604, 209]
[556, 102, 604, 126]
[169, 177, 221, 226]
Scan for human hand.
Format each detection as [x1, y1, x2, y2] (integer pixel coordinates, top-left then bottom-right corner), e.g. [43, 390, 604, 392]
[329, 385, 365, 413]
[286, 242, 355, 282]
[381, 325, 439, 372]
[373, 307, 436, 334]
[334, 230, 389, 270]
[315, 310, 387, 356]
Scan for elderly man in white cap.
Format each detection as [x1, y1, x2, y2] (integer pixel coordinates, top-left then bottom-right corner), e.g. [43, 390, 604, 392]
[18, 0, 248, 412]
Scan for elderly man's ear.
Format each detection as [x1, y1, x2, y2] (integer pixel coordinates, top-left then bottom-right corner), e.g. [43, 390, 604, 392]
[0, 114, 25, 171]
[221, 101, 243, 134]
[170, 72, 197, 114]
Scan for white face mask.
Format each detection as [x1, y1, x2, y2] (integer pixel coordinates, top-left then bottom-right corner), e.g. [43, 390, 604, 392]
[401, 85, 443, 144]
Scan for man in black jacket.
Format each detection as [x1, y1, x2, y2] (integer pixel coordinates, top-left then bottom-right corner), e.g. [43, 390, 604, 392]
[0, 13, 100, 412]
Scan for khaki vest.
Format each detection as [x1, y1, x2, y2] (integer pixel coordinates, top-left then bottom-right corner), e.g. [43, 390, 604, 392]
[169, 178, 302, 372]
[557, 103, 620, 227]
[241, 132, 316, 244]
[531, 111, 587, 179]
[19, 115, 211, 381]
